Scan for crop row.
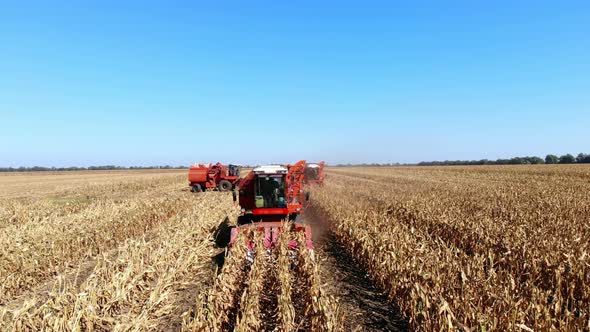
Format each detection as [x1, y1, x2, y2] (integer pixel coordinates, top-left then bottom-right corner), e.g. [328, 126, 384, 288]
[312, 166, 590, 331]
[1, 191, 234, 330]
[184, 227, 341, 331]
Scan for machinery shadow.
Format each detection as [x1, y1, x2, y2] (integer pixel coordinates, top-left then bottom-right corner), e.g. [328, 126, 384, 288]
[213, 217, 232, 247]
[211, 217, 232, 272]
[212, 251, 226, 273]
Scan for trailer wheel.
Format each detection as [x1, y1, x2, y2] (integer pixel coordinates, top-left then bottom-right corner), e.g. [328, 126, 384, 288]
[192, 184, 202, 193]
[218, 180, 232, 192]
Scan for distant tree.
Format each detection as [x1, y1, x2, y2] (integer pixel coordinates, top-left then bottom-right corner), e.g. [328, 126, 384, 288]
[576, 153, 590, 163]
[525, 156, 544, 164]
[545, 154, 559, 164]
[559, 154, 576, 164]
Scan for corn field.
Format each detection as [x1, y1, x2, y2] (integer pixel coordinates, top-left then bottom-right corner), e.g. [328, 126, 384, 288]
[183, 228, 341, 332]
[0, 172, 232, 330]
[310, 165, 590, 331]
[0, 171, 340, 331]
[1, 166, 588, 331]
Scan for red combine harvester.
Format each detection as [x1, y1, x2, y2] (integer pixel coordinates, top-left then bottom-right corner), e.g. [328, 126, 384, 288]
[229, 160, 313, 251]
[188, 162, 240, 192]
[304, 161, 325, 185]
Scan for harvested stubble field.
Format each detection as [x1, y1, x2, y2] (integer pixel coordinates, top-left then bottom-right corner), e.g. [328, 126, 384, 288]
[1, 165, 589, 331]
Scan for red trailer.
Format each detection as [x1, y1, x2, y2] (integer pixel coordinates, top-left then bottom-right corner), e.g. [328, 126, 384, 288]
[304, 161, 325, 185]
[188, 162, 240, 192]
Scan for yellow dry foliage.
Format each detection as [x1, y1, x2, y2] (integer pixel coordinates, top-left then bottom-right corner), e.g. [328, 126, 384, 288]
[312, 165, 590, 331]
[0, 172, 237, 331]
[0, 170, 341, 331]
[183, 226, 342, 332]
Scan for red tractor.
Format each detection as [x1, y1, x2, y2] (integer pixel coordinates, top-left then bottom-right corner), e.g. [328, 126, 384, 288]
[230, 160, 313, 251]
[304, 161, 325, 185]
[188, 162, 240, 192]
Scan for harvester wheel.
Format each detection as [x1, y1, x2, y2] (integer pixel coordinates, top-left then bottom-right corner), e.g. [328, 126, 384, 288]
[218, 180, 232, 192]
[192, 184, 202, 193]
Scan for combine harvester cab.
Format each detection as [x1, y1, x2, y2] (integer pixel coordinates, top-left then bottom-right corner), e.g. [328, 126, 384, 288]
[304, 161, 325, 186]
[188, 162, 240, 192]
[230, 160, 313, 253]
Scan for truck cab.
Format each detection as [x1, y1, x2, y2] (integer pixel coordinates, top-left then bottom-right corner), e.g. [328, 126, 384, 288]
[253, 165, 288, 208]
[237, 162, 305, 224]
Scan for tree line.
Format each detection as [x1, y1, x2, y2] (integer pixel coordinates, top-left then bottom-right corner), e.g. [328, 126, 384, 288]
[332, 153, 590, 167]
[4, 153, 590, 171]
[0, 165, 188, 172]
[417, 153, 590, 166]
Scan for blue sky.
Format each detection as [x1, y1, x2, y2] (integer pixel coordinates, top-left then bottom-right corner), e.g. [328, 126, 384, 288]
[1, 1, 589, 166]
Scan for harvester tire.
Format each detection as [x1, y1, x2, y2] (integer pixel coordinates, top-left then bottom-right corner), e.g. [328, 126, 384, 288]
[218, 180, 232, 192]
[192, 184, 202, 193]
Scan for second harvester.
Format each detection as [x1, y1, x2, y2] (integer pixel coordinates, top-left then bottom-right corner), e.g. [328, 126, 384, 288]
[304, 161, 325, 185]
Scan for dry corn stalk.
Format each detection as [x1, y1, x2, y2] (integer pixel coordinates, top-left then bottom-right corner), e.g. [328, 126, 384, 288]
[311, 165, 590, 331]
[1, 174, 236, 331]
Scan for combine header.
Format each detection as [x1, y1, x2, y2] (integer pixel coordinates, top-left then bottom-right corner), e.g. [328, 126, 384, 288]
[230, 160, 313, 252]
[188, 162, 240, 192]
[304, 161, 325, 185]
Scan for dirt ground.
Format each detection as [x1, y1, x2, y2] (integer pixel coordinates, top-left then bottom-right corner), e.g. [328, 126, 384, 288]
[303, 207, 408, 332]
